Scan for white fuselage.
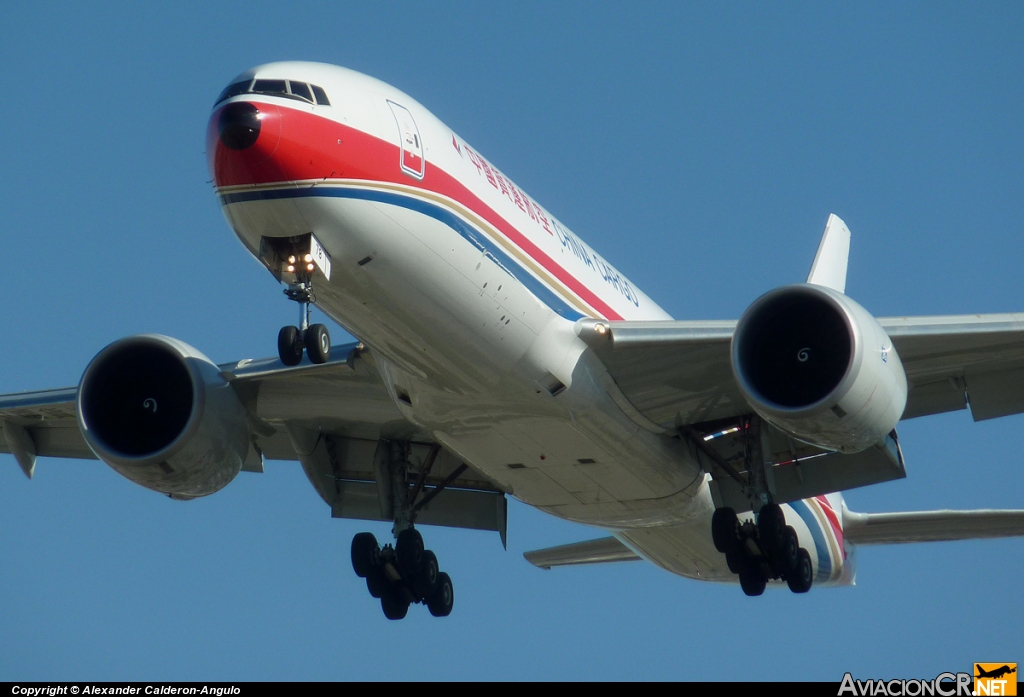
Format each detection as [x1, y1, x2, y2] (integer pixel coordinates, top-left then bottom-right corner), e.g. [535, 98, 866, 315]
[209, 61, 852, 586]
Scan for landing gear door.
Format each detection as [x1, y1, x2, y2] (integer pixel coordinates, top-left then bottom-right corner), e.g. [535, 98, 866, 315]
[259, 232, 332, 283]
[387, 100, 425, 180]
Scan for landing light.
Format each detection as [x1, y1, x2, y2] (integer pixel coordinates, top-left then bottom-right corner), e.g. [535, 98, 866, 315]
[286, 264, 295, 273]
[287, 255, 296, 264]
[306, 263, 315, 272]
[304, 253, 313, 263]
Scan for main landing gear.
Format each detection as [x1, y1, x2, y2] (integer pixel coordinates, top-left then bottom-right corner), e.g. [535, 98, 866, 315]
[712, 503, 813, 596]
[686, 415, 814, 596]
[350, 529, 454, 620]
[278, 280, 331, 366]
[349, 443, 460, 619]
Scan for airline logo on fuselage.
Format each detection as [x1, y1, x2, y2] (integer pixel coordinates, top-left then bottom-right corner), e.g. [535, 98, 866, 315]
[458, 141, 640, 309]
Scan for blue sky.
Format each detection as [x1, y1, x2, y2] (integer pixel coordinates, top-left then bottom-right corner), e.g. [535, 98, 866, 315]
[1, 2, 1022, 681]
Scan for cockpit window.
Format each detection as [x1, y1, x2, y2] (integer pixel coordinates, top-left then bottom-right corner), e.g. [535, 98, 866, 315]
[288, 81, 313, 102]
[252, 79, 288, 97]
[215, 80, 252, 106]
[311, 85, 330, 106]
[214, 78, 331, 107]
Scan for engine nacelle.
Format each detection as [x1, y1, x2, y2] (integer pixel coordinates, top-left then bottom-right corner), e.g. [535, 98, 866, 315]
[76, 335, 251, 498]
[731, 284, 907, 453]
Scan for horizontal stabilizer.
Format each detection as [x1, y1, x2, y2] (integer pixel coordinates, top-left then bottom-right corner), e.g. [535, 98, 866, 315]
[524, 536, 640, 569]
[844, 507, 1024, 545]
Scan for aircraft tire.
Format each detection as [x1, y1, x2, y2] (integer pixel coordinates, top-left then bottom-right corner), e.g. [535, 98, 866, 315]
[351, 532, 379, 578]
[758, 503, 786, 553]
[396, 528, 424, 575]
[725, 550, 743, 575]
[787, 549, 813, 594]
[278, 326, 304, 366]
[305, 323, 331, 364]
[781, 526, 800, 573]
[381, 589, 410, 620]
[739, 565, 766, 596]
[711, 507, 739, 553]
[414, 550, 440, 599]
[366, 568, 388, 599]
[427, 572, 454, 617]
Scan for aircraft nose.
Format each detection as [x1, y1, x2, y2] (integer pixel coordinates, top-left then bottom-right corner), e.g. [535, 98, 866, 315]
[218, 102, 261, 150]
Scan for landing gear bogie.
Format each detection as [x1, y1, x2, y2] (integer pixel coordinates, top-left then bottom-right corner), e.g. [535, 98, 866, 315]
[350, 529, 454, 619]
[712, 505, 815, 596]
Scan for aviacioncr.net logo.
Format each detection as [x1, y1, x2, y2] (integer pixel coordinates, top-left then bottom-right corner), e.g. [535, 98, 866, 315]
[838, 672, 973, 696]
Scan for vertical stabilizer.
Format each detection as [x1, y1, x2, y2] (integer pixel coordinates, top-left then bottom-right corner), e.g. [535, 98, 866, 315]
[806, 214, 851, 294]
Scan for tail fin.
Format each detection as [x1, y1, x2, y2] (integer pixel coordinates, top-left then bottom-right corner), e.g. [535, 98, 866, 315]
[843, 505, 1024, 545]
[807, 213, 851, 293]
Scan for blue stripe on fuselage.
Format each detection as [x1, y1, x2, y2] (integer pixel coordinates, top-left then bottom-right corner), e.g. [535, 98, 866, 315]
[219, 186, 586, 321]
[788, 500, 832, 582]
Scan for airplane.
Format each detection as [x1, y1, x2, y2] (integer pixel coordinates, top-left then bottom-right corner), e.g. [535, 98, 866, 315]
[976, 666, 1016, 680]
[3, 60, 1024, 620]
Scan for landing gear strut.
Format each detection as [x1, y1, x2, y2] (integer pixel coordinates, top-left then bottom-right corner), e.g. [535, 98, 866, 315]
[349, 442, 456, 619]
[277, 280, 330, 366]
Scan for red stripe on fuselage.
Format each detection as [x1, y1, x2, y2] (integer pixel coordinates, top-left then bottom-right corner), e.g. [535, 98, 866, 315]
[208, 102, 623, 321]
[814, 495, 845, 559]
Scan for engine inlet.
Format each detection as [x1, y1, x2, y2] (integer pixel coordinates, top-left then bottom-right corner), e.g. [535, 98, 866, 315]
[735, 288, 852, 408]
[79, 341, 195, 457]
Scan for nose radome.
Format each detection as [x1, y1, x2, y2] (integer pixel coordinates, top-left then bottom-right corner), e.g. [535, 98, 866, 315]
[219, 102, 261, 150]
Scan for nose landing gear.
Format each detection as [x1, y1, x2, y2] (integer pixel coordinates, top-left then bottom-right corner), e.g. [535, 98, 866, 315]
[350, 529, 455, 619]
[277, 281, 331, 366]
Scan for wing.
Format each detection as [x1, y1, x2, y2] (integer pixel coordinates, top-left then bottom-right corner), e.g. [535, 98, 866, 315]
[578, 312, 1024, 428]
[1, 342, 507, 539]
[0, 342, 403, 467]
[577, 312, 1024, 510]
[879, 313, 1024, 420]
[577, 319, 740, 428]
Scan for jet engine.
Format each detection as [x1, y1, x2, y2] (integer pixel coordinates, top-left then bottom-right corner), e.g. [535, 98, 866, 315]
[76, 335, 251, 498]
[731, 284, 907, 453]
